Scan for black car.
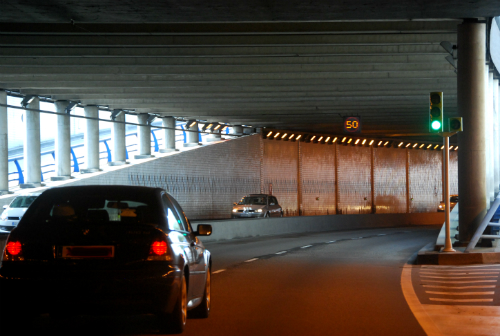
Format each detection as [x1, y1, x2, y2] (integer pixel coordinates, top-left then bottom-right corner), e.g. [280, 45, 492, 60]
[0, 185, 212, 334]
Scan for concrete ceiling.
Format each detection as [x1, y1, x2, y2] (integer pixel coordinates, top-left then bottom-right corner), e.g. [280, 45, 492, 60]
[0, 1, 493, 139]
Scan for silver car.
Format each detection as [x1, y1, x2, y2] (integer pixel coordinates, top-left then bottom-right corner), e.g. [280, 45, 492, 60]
[231, 194, 283, 218]
[0, 193, 41, 232]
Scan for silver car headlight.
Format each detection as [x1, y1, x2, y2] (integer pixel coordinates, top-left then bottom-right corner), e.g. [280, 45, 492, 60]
[0, 212, 7, 221]
[232, 209, 238, 213]
[257, 209, 263, 213]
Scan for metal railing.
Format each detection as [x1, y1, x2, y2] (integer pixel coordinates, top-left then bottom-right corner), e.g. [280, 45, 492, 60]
[7, 125, 230, 186]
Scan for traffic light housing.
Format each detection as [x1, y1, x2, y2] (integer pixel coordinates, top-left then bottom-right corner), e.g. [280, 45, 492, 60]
[449, 117, 463, 132]
[429, 92, 443, 133]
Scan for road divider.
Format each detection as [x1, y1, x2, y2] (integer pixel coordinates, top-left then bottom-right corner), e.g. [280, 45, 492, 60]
[193, 213, 443, 242]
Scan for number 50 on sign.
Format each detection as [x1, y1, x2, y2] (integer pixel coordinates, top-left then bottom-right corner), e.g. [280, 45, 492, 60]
[343, 116, 362, 133]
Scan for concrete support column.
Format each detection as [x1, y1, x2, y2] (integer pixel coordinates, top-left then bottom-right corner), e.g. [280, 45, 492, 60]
[485, 68, 494, 203]
[135, 113, 153, 159]
[232, 125, 243, 135]
[207, 131, 222, 142]
[184, 121, 200, 147]
[82, 105, 100, 173]
[496, 80, 500, 192]
[0, 91, 8, 193]
[51, 101, 71, 180]
[457, 21, 487, 244]
[160, 117, 178, 153]
[21, 97, 42, 188]
[110, 112, 127, 165]
[492, 75, 499, 194]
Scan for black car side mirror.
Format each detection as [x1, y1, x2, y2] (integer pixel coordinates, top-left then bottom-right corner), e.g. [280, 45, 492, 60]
[196, 224, 212, 236]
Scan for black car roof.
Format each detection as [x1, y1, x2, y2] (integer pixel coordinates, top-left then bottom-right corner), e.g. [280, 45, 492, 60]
[42, 185, 164, 195]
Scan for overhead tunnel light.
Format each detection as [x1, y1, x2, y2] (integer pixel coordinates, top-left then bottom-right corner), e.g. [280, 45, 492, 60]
[362, 139, 366, 145]
[289, 134, 295, 140]
[454, 146, 458, 151]
[434, 144, 440, 150]
[333, 137, 338, 143]
[186, 120, 197, 129]
[369, 140, 374, 146]
[419, 144, 425, 149]
[296, 134, 302, 141]
[347, 138, 352, 144]
[221, 125, 228, 132]
[281, 133, 288, 139]
[412, 143, 418, 148]
[427, 144, 432, 149]
[441, 145, 444, 150]
[318, 136, 324, 142]
[325, 137, 331, 143]
[342, 137, 347, 143]
[274, 132, 281, 139]
[355, 139, 360, 145]
[405, 143, 411, 148]
[266, 131, 273, 138]
[398, 142, 404, 148]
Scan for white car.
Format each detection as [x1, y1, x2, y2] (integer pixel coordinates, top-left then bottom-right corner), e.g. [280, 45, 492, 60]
[0, 193, 41, 232]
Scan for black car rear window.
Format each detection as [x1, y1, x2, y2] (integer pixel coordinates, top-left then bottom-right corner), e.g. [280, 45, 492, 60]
[21, 190, 162, 227]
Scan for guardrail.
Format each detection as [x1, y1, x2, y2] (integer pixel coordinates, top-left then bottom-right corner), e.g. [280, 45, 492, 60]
[7, 125, 230, 185]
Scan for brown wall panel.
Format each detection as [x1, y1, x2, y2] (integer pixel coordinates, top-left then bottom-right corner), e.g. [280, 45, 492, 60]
[373, 147, 407, 213]
[450, 151, 458, 195]
[409, 149, 442, 212]
[128, 135, 262, 219]
[299, 142, 336, 216]
[261, 139, 299, 215]
[336, 145, 372, 214]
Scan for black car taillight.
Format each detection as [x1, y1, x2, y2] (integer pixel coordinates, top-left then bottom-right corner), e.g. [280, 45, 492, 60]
[3, 240, 24, 262]
[147, 238, 171, 261]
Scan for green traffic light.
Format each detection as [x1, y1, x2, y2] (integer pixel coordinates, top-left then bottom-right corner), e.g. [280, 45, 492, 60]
[431, 120, 441, 130]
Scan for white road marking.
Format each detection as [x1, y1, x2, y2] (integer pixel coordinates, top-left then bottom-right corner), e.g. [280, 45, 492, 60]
[245, 258, 258, 263]
[301, 245, 312, 249]
[421, 275, 498, 279]
[327, 240, 336, 243]
[212, 269, 226, 274]
[423, 285, 495, 289]
[420, 271, 500, 275]
[423, 280, 498, 284]
[429, 298, 493, 303]
[275, 251, 287, 255]
[425, 291, 494, 295]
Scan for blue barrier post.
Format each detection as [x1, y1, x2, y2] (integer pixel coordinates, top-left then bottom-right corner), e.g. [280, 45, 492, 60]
[181, 125, 187, 143]
[103, 140, 112, 162]
[151, 130, 159, 152]
[70, 148, 80, 172]
[13, 160, 24, 184]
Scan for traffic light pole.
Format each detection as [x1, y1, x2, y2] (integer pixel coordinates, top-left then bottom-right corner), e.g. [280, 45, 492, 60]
[440, 132, 457, 252]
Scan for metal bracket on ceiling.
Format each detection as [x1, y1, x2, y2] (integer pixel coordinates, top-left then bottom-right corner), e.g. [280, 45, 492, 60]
[20, 95, 35, 108]
[111, 109, 123, 120]
[146, 114, 157, 125]
[65, 101, 79, 114]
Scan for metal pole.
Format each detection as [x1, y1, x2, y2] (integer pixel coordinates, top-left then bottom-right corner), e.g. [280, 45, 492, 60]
[443, 135, 456, 252]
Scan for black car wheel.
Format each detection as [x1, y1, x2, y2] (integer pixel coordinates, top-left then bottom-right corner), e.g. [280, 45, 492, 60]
[159, 274, 187, 334]
[190, 267, 211, 318]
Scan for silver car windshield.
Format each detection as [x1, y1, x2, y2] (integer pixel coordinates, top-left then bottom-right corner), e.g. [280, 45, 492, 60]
[10, 196, 38, 208]
[238, 197, 266, 205]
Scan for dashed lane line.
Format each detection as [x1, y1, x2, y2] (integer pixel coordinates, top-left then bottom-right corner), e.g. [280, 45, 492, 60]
[244, 258, 258, 263]
[301, 245, 312, 249]
[212, 269, 226, 274]
[275, 251, 287, 255]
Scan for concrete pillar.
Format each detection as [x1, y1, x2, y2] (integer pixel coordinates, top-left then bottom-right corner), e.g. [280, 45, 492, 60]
[160, 116, 178, 153]
[21, 97, 42, 188]
[457, 21, 487, 244]
[51, 101, 72, 181]
[491, 74, 499, 195]
[109, 111, 127, 165]
[485, 67, 494, 203]
[496, 80, 500, 192]
[207, 131, 222, 142]
[0, 91, 8, 193]
[135, 113, 153, 159]
[81, 105, 100, 173]
[184, 121, 200, 147]
[232, 125, 243, 135]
